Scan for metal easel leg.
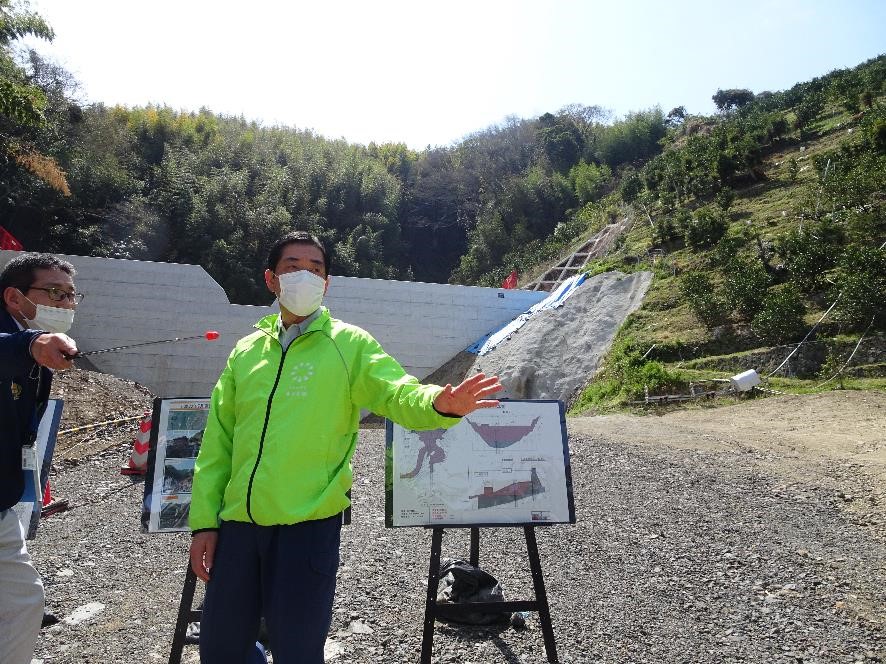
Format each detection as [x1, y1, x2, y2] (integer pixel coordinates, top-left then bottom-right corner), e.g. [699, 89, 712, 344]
[524, 526, 558, 663]
[420, 527, 444, 664]
[168, 564, 198, 664]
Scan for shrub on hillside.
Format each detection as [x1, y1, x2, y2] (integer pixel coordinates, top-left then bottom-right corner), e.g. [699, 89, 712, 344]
[751, 286, 806, 344]
[787, 157, 800, 182]
[723, 257, 770, 319]
[653, 213, 682, 247]
[794, 93, 824, 132]
[618, 168, 643, 204]
[680, 272, 728, 327]
[775, 220, 843, 292]
[710, 232, 750, 267]
[831, 245, 886, 330]
[682, 208, 728, 249]
[576, 334, 688, 406]
[872, 117, 886, 154]
[715, 186, 735, 212]
[622, 360, 688, 399]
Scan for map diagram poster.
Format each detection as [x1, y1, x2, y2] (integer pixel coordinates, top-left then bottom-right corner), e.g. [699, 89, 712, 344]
[386, 400, 575, 527]
[141, 397, 210, 533]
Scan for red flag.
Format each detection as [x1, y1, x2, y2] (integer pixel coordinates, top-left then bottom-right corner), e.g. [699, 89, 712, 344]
[501, 270, 518, 289]
[0, 225, 23, 251]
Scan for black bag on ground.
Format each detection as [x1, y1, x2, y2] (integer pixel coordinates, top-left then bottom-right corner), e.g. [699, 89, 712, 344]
[435, 558, 509, 625]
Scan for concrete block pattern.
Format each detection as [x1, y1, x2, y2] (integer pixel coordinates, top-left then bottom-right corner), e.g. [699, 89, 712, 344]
[1, 251, 545, 397]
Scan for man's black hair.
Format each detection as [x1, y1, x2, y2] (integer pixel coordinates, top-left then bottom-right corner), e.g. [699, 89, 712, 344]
[0, 252, 76, 294]
[266, 231, 329, 277]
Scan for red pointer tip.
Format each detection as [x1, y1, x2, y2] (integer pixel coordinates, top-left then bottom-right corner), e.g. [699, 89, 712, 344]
[205, 331, 220, 340]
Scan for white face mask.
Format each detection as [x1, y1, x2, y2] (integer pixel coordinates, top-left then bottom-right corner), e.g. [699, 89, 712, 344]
[23, 301, 76, 334]
[277, 270, 326, 317]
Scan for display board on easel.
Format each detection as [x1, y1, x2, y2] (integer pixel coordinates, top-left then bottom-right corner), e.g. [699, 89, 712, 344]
[141, 397, 210, 533]
[386, 399, 575, 527]
[386, 399, 574, 663]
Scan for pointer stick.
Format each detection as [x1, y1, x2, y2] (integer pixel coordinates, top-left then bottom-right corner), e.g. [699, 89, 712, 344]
[66, 330, 220, 358]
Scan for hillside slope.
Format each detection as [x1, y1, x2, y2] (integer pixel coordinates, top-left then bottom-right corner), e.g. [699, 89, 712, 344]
[561, 65, 885, 411]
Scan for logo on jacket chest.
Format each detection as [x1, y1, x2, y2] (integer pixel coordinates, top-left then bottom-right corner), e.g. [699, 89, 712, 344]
[285, 361, 315, 399]
[11, 381, 22, 400]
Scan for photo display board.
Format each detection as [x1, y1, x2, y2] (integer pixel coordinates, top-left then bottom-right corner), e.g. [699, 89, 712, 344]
[13, 399, 63, 539]
[386, 400, 575, 527]
[142, 397, 210, 533]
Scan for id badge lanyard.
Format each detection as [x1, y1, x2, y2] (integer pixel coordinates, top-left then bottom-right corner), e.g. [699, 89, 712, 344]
[21, 366, 44, 503]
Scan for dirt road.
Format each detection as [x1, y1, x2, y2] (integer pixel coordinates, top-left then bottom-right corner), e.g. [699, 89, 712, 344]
[571, 390, 886, 530]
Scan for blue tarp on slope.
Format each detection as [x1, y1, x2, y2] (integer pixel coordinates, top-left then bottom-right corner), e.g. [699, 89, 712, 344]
[466, 273, 588, 356]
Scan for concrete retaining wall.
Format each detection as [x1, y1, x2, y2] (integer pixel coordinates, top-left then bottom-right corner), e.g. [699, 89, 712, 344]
[1, 251, 545, 396]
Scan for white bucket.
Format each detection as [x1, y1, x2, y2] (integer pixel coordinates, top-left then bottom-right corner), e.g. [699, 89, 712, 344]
[730, 369, 761, 392]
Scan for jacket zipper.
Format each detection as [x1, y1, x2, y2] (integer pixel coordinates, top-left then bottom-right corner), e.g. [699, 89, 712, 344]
[245, 340, 288, 523]
[244, 328, 320, 523]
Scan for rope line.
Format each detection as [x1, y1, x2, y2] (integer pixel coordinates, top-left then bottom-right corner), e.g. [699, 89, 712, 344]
[765, 295, 840, 379]
[811, 317, 876, 390]
[56, 425, 125, 460]
[58, 414, 145, 436]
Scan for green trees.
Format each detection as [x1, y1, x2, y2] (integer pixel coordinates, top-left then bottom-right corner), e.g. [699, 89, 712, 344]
[0, 1, 69, 197]
[0, 1, 52, 125]
[683, 207, 728, 249]
[751, 286, 806, 344]
[569, 160, 611, 205]
[680, 272, 727, 327]
[831, 246, 886, 329]
[712, 89, 755, 113]
[453, 166, 576, 285]
[0, 16, 881, 332]
[682, 255, 776, 329]
[535, 112, 584, 173]
[794, 93, 824, 132]
[596, 108, 666, 168]
[775, 220, 842, 292]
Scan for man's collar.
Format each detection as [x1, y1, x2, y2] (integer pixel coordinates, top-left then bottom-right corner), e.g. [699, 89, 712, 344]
[1, 307, 24, 331]
[276, 307, 322, 335]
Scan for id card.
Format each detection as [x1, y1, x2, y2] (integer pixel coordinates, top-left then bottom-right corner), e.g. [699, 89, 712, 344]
[21, 444, 37, 471]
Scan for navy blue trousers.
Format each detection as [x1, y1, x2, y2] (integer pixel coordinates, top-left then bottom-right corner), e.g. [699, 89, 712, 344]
[199, 516, 341, 664]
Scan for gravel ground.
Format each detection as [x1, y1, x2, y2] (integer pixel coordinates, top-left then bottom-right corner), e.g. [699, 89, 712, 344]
[29, 392, 885, 664]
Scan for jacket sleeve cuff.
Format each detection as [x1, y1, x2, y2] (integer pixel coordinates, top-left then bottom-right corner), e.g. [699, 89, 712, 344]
[432, 403, 462, 419]
[191, 527, 219, 536]
[27, 331, 45, 359]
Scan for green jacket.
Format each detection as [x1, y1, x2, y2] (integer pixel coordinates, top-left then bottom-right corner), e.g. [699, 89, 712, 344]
[189, 308, 458, 530]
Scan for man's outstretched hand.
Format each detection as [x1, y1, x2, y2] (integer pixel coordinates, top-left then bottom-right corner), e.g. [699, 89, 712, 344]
[433, 373, 503, 417]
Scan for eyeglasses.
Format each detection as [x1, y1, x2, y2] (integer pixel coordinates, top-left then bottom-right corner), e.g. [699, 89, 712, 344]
[27, 287, 85, 304]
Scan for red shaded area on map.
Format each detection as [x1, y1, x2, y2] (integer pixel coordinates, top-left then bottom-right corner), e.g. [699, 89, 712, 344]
[467, 416, 540, 449]
[400, 429, 447, 479]
[469, 468, 545, 509]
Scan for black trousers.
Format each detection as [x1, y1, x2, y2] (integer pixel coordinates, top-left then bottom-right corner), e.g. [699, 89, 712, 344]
[199, 516, 341, 664]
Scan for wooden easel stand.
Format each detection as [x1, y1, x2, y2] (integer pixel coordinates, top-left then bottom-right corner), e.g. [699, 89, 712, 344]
[169, 565, 201, 664]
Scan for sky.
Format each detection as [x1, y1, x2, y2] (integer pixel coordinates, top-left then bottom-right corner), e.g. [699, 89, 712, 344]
[20, 0, 886, 150]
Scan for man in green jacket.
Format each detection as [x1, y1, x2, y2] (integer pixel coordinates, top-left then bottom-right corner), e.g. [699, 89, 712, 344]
[189, 231, 501, 663]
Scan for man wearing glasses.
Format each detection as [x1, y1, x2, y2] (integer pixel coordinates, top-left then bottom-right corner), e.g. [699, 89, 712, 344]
[0, 252, 80, 664]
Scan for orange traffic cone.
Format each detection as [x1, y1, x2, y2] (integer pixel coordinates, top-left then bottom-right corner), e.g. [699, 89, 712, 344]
[40, 480, 68, 517]
[121, 412, 152, 476]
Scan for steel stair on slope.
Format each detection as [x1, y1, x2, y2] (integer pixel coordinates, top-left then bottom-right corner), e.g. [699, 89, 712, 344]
[522, 216, 633, 292]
